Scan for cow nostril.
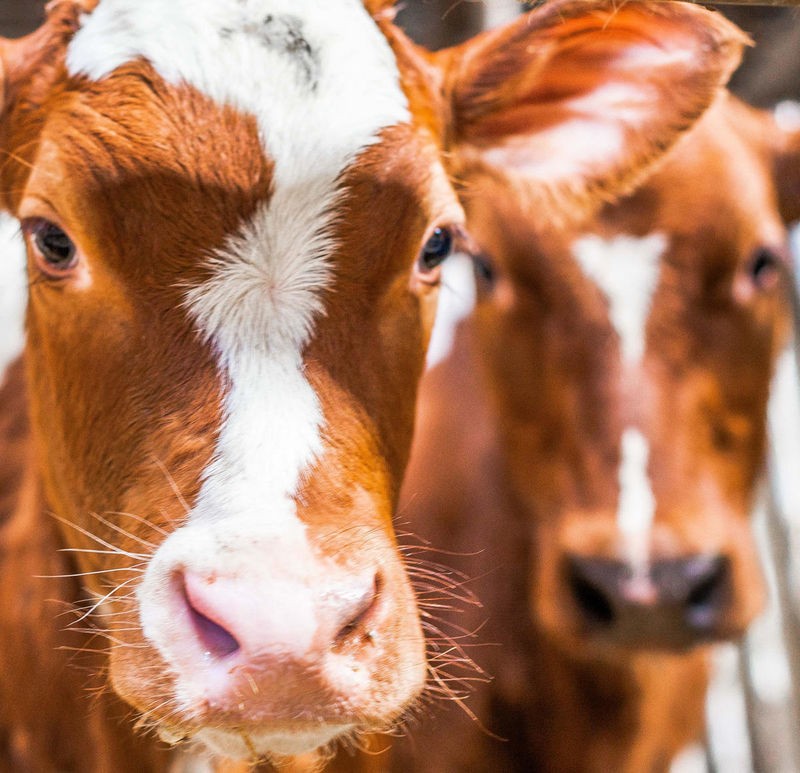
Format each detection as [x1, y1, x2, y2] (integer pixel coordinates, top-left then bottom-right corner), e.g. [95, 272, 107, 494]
[180, 575, 240, 659]
[335, 573, 382, 644]
[685, 557, 728, 629]
[568, 569, 616, 627]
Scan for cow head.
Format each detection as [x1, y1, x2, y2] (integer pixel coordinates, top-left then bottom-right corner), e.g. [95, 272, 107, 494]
[462, 92, 798, 655]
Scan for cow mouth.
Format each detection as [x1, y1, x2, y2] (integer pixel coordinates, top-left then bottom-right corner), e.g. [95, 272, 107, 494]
[157, 721, 356, 759]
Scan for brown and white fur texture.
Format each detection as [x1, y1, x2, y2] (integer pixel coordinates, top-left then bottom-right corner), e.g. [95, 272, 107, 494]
[0, 0, 746, 770]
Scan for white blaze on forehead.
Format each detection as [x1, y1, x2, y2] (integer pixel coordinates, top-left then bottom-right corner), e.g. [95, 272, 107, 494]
[68, 0, 410, 525]
[426, 255, 476, 368]
[0, 214, 27, 386]
[572, 233, 666, 366]
[617, 428, 656, 567]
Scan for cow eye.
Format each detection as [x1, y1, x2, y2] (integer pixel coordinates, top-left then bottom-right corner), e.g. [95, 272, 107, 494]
[748, 247, 781, 291]
[26, 219, 78, 276]
[419, 227, 454, 272]
[473, 254, 496, 287]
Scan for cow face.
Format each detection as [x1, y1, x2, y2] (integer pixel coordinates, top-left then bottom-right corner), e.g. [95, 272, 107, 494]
[465, 95, 797, 654]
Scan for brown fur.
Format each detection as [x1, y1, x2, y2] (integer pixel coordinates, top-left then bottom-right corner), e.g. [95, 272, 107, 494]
[391, 94, 797, 771]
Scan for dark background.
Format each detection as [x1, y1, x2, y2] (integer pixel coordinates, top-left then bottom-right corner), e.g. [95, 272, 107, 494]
[2, 1, 799, 106]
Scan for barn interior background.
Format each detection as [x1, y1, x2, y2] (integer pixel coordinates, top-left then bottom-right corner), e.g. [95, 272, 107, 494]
[3, 1, 800, 771]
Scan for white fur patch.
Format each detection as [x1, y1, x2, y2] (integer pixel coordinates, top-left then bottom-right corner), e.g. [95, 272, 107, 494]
[572, 233, 666, 366]
[426, 254, 476, 368]
[0, 214, 27, 385]
[483, 1, 522, 30]
[669, 744, 707, 773]
[617, 428, 656, 567]
[68, 1, 409, 529]
[774, 100, 800, 133]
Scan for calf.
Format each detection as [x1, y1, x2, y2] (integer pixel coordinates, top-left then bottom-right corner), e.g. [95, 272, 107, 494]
[0, 0, 745, 770]
[395, 92, 800, 771]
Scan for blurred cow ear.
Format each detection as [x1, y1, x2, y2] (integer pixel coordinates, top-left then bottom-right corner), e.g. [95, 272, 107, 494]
[436, 0, 749, 220]
[772, 104, 800, 225]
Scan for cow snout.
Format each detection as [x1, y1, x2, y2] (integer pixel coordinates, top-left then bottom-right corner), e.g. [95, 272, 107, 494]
[127, 518, 425, 756]
[179, 567, 380, 662]
[565, 553, 730, 650]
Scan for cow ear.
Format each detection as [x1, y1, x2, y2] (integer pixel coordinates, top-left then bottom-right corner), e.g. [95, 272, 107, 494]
[437, 0, 749, 219]
[772, 103, 800, 225]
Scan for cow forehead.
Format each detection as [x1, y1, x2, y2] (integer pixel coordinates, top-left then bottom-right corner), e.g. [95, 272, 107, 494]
[66, 0, 410, 186]
[572, 233, 666, 368]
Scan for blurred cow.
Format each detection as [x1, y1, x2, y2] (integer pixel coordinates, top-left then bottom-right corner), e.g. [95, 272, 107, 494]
[395, 90, 800, 771]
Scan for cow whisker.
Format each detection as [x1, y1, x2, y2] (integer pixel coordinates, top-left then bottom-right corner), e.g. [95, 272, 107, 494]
[88, 510, 158, 550]
[107, 510, 170, 537]
[152, 456, 192, 516]
[35, 566, 145, 580]
[49, 512, 149, 561]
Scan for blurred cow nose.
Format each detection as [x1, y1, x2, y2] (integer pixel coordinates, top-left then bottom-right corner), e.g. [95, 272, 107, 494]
[565, 554, 730, 648]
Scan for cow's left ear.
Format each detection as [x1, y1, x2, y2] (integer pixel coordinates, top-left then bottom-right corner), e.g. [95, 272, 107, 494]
[435, 0, 749, 220]
[773, 105, 800, 225]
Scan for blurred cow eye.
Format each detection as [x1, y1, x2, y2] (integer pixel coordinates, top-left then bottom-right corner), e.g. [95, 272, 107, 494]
[747, 247, 782, 291]
[473, 254, 496, 287]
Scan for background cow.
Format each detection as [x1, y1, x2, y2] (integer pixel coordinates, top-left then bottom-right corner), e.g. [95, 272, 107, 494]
[391, 90, 800, 771]
[0, 0, 747, 770]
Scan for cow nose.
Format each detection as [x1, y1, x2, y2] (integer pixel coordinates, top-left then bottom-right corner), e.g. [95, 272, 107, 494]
[179, 569, 381, 663]
[565, 554, 730, 647]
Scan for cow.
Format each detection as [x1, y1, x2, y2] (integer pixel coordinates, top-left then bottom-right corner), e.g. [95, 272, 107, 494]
[0, 0, 746, 770]
[392, 90, 800, 772]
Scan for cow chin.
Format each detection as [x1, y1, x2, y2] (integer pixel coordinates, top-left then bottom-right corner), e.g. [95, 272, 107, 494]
[195, 726, 352, 760]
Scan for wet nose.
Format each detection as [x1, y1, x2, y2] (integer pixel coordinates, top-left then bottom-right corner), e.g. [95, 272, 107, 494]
[565, 554, 730, 648]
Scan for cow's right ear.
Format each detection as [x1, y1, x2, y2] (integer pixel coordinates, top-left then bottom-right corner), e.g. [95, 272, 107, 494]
[436, 0, 749, 221]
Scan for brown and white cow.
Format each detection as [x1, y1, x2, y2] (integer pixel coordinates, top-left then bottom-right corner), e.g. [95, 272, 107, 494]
[393, 92, 800, 771]
[0, 0, 745, 769]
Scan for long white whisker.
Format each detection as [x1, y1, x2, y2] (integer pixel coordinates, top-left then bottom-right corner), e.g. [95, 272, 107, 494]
[152, 457, 191, 516]
[50, 513, 148, 561]
[35, 567, 144, 579]
[88, 511, 157, 550]
[68, 576, 139, 626]
[107, 511, 169, 538]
